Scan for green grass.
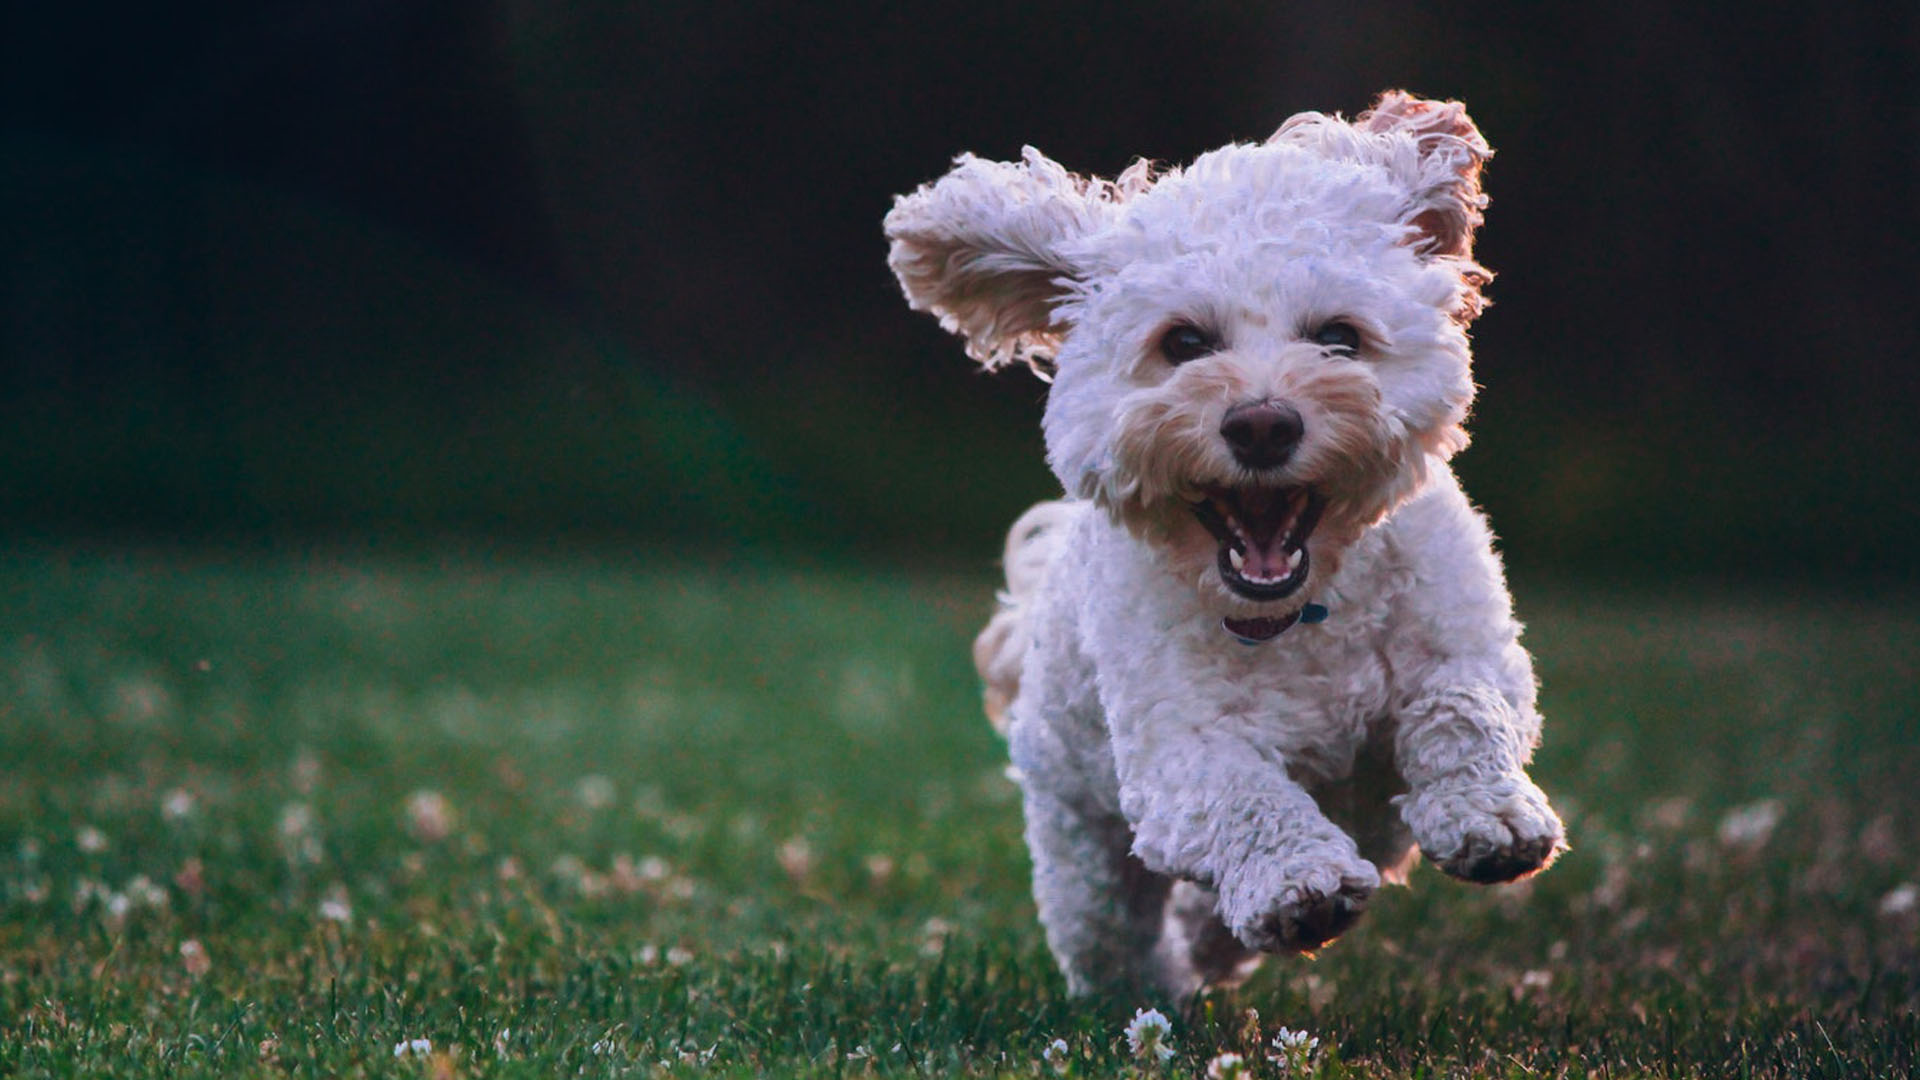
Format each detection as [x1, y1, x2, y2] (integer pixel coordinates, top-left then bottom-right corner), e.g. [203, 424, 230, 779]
[1, 546, 1917, 1078]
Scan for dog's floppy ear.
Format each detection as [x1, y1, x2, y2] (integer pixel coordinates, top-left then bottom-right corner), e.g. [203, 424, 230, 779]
[886, 147, 1122, 374]
[1272, 91, 1492, 319]
[1355, 91, 1490, 261]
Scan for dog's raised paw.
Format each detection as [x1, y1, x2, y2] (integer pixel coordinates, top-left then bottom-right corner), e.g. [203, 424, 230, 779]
[1401, 777, 1566, 884]
[1444, 831, 1560, 883]
[1227, 866, 1377, 954]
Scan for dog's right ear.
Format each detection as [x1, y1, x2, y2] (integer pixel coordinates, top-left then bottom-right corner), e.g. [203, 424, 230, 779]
[885, 147, 1120, 374]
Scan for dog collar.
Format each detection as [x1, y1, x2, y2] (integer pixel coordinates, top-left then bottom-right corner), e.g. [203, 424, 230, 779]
[1223, 602, 1328, 645]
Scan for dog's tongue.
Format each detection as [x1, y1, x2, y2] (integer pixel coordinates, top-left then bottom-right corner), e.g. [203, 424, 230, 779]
[1235, 489, 1293, 579]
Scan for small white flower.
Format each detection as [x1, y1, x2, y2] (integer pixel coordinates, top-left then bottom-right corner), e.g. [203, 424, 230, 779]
[73, 878, 108, 909]
[76, 825, 108, 854]
[1716, 799, 1783, 851]
[404, 790, 455, 843]
[1267, 1027, 1320, 1071]
[279, 802, 314, 838]
[1124, 1007, 1175, 1063]
[575, 774, 616, 811]
[1512, 968, 1552, 1001]
[777, 836, 814, 879]
[665, 946, 694, 967]
[161, 788, 196, 821]
[125, 875, 169, 909]
[1880, 882, 1919, 917]
[318, 890, 353, 923]
[393, 1037, 432, 1057]
[179, 938, 211, 978]
[1041, 1037, 1071, 1074]
[278, 802, 323, 865]
[1206, 1051, 1248, 1080]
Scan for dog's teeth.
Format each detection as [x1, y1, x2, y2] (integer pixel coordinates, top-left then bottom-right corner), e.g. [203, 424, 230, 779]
[1228, 547, 1245, 571]
[1287, 548, 1304, 570]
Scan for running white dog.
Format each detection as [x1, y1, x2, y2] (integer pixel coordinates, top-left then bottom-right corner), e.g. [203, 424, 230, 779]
[885, 92, 1565, 998]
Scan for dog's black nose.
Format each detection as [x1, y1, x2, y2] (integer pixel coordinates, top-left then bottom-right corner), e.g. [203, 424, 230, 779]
[1220, 401, 1304, 469]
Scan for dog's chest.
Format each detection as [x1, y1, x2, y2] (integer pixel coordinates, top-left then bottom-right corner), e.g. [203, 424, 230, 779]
[1076, 520, 1404, 784]
[1212, 625, 1394, 780]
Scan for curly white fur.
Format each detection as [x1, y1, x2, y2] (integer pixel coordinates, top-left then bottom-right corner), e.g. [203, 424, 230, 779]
[887, 91, 1565, 999]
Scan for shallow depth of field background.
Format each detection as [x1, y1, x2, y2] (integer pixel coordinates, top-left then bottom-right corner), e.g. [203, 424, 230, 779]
[3, 3, 1918, 1078]
[6, 2, 1917, 574]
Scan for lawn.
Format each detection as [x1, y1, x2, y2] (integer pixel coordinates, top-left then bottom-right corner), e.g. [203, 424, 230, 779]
[1, 546, 1916, 1078]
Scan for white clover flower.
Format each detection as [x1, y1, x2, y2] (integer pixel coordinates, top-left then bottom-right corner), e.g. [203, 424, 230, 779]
[318, 891, 353, 923]
[393, 1037, 432, 1057]
[76, 825, 108, 854]
[575, 774, 616, 811]
[278, 802, 323, 865]
[73, 878, 109, 910]
[777, 836, 814, 879]
[179, 938, 211, 978]
[1716, 799, 1783, 851]
[161, 788, 196, 821]
[125, 874, 169, 909]
[1041, 1037, 1071, 1074]
[1206, 1051, 1248, 1079]
[1124, 1008, 1175, 1063]
[404, 790, 455, 843]
[1267, 1027, 1319, 1071]
[1880, 883, 1919, 917]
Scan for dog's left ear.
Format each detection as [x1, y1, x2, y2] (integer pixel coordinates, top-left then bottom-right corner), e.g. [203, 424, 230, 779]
[1355, 91, 1491, 262]
[886, 147, 1126, 374]
[1272, 91, 1493, 318]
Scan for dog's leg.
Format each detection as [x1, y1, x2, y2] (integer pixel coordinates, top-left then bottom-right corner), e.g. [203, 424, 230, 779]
[1113, 736, 1384, 956]
[1393, 684, 1565, 882]
[1155, 881, 1261, 996]
[1371, 471, 1565, 883]
[1020, 787, 1173, 997]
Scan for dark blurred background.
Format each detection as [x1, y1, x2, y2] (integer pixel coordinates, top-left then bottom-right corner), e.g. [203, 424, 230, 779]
[4, 2, 1915, 581]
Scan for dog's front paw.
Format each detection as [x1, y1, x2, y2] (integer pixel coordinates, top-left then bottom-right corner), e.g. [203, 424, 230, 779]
[1400, 775, 1566, 884]
[1221, 858, 1379, 954]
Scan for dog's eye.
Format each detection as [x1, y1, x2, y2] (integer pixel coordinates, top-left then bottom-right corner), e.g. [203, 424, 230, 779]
[1309, 321, 1362, 355]
[1158, 324, 1219, 364]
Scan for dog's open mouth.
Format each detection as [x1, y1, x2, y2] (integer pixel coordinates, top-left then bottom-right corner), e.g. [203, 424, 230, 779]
[1192, 486, 1325, 602]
